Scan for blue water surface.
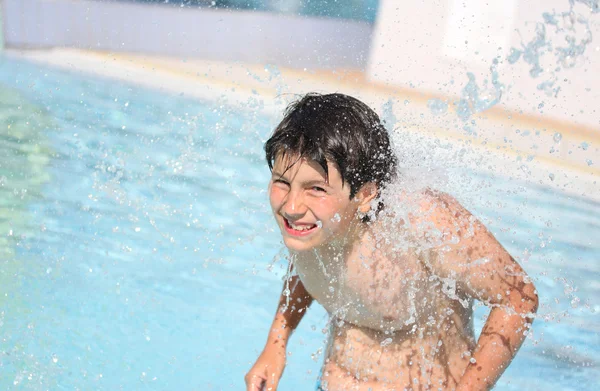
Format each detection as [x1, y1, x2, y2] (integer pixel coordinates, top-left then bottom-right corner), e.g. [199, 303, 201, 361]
[0, 56, 598, 390]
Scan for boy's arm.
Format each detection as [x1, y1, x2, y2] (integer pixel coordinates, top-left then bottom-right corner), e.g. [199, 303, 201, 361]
[264, 275, 314, 349]
[245, 275, 313, 391]
[419, 192, 539, 391]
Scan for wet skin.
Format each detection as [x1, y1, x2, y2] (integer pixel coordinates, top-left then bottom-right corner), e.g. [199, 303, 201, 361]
[266, 157, 538, 391]
[295, 224, 476, 391]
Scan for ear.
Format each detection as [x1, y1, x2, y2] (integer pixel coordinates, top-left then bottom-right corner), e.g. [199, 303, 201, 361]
[355, 182, 378, 214]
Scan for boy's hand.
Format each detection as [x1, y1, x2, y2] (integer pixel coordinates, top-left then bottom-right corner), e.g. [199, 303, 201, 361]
[247, 276, 312, 390]
[245, 347, 286, 391]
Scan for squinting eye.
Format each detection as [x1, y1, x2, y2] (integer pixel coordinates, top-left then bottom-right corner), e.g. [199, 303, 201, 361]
[273, 179, 289, 186]
[312, 186, 326, 193]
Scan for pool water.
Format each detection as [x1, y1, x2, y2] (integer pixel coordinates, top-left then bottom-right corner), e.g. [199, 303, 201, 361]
[0, 57, 598, 390]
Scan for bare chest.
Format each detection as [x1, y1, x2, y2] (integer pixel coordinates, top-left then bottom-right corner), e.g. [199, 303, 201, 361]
[294, 248, 441, 331]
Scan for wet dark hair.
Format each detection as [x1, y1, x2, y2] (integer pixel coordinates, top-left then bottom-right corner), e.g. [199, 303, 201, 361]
[264, 93, 397, 219]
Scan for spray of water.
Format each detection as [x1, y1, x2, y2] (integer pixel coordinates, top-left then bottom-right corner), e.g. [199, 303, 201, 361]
[428, 0, 598, 119]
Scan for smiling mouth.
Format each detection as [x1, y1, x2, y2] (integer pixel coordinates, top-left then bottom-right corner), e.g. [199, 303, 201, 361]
[283, 218, 319, 236]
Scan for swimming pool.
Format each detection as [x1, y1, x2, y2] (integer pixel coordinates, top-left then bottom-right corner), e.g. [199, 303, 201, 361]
[0, 56, 598, 390]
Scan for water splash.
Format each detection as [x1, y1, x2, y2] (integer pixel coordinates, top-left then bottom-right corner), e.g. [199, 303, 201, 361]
[426, 56, 504, 120]
[453, 58, 505, 121]
[426, 99, 449, 115]
[511, 1, 598, 96]
[381, 98, 397, 128]
[571, 0, 600, 13]
[282, 254, 297, 311]
[430, 0, 598, 120]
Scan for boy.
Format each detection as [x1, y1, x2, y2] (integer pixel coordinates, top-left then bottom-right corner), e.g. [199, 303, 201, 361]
[245, 93, 538, 391]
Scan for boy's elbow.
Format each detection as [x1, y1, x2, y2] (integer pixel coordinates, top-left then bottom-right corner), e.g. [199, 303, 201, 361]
[506, 280, 538, 319]
[520, 282, 539, 317]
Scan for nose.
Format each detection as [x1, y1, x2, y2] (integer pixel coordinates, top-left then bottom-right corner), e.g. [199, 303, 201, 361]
[281, 188, 307, 219]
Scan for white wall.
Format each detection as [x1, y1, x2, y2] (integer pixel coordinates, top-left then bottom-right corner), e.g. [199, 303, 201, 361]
[369, 0, 600, 130]
[2, 0, 373, 69]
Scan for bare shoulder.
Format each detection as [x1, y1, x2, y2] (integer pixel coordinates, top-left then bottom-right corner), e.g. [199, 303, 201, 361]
[408, 189, 537, 307]
[407, 188, 482, 243]
[419, 189, 469, 219]
[382, 187, 499, 262]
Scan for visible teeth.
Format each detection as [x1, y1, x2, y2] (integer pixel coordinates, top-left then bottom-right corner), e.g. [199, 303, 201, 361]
[289, 222, 316, 231]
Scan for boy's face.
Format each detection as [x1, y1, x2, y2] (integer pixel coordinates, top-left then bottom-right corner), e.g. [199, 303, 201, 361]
[268, 155, 360, 252]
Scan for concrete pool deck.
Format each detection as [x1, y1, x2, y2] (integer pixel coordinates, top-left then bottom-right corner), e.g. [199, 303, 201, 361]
[5, 48, 600, 202]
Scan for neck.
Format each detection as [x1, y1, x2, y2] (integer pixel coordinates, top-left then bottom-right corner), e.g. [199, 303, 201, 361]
[313, 218, 368, 263]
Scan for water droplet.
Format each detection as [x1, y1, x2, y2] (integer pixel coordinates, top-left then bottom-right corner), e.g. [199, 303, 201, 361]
[331, 213, 341, 223]
[316, 220, 323, 228]
[507, 48, 522, 64]
[581, 142, 589, 150]
[427, 99, 448, 115]
[553, 132, 562, 143]
[549, 173, 555, 181]
[381, 337, 393, 346]
[571, 297, 580, 308]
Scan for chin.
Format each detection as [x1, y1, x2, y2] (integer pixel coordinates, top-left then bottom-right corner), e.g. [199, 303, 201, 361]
[280, 228, 330, 251]
[282, 237, 319, 252]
